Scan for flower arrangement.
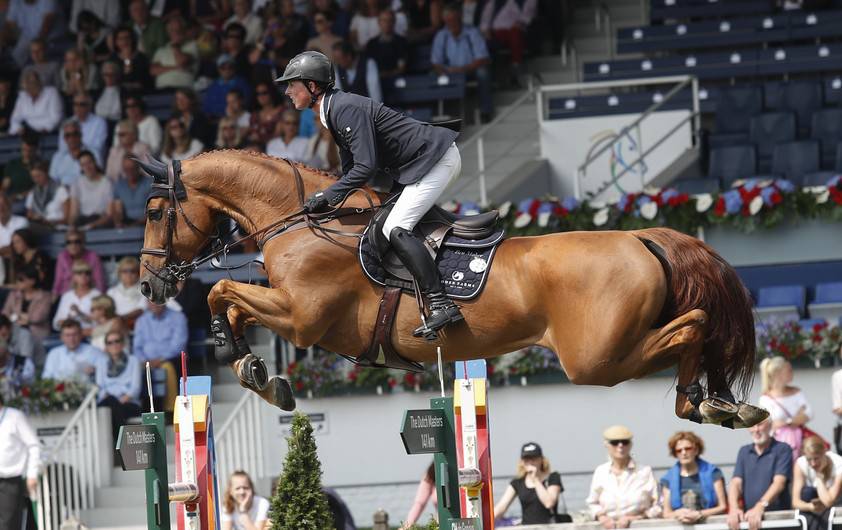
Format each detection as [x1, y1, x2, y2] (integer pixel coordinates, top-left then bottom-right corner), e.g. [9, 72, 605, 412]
[506, 346, 564, 377]
[757, 320, 842, 366]
[443, 175, 842, 236]
[346, 365, 397, 393]
[285, 354, 345, 397]
[1, 379, 90, 415]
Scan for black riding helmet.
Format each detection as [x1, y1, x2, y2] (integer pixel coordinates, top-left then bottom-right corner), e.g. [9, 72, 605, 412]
[275, 51, 335, 108]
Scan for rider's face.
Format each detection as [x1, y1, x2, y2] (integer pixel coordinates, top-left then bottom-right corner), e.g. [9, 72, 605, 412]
[285, 80, 311, 110]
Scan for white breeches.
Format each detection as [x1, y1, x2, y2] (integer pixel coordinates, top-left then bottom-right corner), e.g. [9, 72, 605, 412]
[382, 143, 461, 240]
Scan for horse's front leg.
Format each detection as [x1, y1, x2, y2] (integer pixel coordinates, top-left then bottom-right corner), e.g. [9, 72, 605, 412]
[207, 279, 298, 410]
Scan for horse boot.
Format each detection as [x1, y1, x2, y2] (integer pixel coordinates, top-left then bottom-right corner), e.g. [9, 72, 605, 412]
[388, 227, 464, 339]
[211, 313, 241, 364]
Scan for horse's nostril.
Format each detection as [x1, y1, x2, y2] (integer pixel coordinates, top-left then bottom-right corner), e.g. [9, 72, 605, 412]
[140, 281, 152, 298]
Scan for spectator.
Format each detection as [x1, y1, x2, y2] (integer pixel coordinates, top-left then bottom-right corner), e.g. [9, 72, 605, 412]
[225, 0, 264, 45]
[2, 134, 39, 201]
[224, 89, 251, 137]
[1, 0, 58, 67]
[95, 329, 141, 457]
[106, 257, 146, 326]
[75, 9, 111, 64]
[759, 356, 814, 461]
[8, 70, 63, 135]
[160, 117, 204, 164]
[727, 418, 793, 530]
[305, 112, 340, 171]
[21, 37, 60, 87]
[401, 462, 436, 529]
[123, 95, 162, 155]
[203, 55, 252, 119]
[266, 110, 310, 161]
[365, 10, 409, 82]
[463, 0, 486, 27]
[69, 150, 114, 229]
[110, 156, 151, 228]
[110, 26, 152, 92]
[3, 265, 52, 353]
[151, 16, 199, 90]
[404, 0, 443, 44]
[324, 487, 357, 530]
[431, 3, 493, 122]
[792, 436, 842, 530]
[332, 40, 382, 102]
[586, 425, 661, 529]
[494, 441, 564, 525]
[53, 260, 101, 331]
[0, 314, 35, 384]
[0, 79, 12, 133]
[42, 318, 102, 381]
[248, 82, 284, 145]
[128, 0, 167, 58]
[216, 117, 246, 149]
[59, 92, 108, 161]
[70, 0, 120, 33]
[307, 10, 343, 58]
[133, 302, 188, 410]
[25, 160, 70, 228]
[9, 228, 49, 290]
[52, 228, 106, 297]
[221, 22, 258, 82]
[312, 0, 353, 39]
[660, 431, 727, 523]
[106, 120, 150, 181]
[0, 391, 42, 530]
[221, 470, 270, 530]
[276, 0, 309, 53]
[479, 0, 535, 77]
[50, 121, 91, 186]
[58, 48, 99, 100]
[86, 294, 123, 351]
[94, 61, 123, 122]
[350, 0, 407, 50]
[0, 194, 29, 260]
[173, 88, 213, 147]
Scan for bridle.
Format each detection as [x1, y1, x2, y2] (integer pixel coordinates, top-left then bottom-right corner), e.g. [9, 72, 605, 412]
[138, 157, 379, 289]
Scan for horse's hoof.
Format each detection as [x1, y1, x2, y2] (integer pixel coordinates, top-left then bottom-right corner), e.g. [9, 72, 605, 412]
[237, 354, 269, 391]
[260, 376, 296, 411]
[212, 314, 239, 364]
[730, 403, 770, 429]
[699, 397, 739, 423]
[234, 335, 252, 357]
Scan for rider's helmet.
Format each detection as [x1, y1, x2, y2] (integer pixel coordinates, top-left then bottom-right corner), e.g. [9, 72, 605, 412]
[275, 51, 335, 89]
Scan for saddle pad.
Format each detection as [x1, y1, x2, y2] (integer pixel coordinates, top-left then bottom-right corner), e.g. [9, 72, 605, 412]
[358, 228, 505, 300]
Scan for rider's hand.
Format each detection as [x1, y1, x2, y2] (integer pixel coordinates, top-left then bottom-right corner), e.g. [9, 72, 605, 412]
[303, 191, 330, 214]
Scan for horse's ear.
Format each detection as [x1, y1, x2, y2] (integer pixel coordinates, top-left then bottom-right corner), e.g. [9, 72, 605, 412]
[132, 156, 168, 183]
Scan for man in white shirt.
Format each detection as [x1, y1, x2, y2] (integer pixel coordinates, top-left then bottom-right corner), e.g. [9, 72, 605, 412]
[224, 0, 263, 45]
[58, 93, 108, 160]
[332, 40, 383, 103]
[0, 392, 42, 530]
[0, 194, 28, 253]
[266, 110, 311, 162]
[8, 69, 63, 135]
[42, 319, 103, 382]
[151, 16, 199, 90]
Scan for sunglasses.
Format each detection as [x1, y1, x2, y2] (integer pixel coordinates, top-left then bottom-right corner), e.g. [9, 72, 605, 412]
[675, 446, 696, 454]
[64, 131, 81, 137]
[66, 239, 83, 245]
[608, 439, 631, 446]
[106, 338, 124, 345]
[119, 269, 138, 274]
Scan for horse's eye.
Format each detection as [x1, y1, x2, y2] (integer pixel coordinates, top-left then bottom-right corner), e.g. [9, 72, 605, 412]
[147, 209, 163, 221]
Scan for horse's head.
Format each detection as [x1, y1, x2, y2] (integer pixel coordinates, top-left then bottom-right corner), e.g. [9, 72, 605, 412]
[136, 157, 216, 304]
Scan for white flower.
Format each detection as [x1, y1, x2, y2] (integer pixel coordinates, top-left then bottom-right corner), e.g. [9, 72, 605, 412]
[643, 186, 661, 196]
[498, 201, 512, 217]
[513, 213, 532, 228]
[537, 211, 551, 227]
[640, 201, 658, 220]
[464, 208, 480, 216]
[749, 196, 763, 215]
[590, 201, 607, 209]
[440, 200, 459, 212]
[816, 189, 830, 204]
[695, 194, 713, 212]
[805, 185, 827, 194]
[593, 208, 609, 226]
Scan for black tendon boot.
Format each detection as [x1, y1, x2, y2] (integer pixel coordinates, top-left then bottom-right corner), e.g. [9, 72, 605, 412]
[389, 227, 464, 337]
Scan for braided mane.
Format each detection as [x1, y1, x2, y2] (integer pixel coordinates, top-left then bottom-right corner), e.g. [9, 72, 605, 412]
[191, 148, 340, 180]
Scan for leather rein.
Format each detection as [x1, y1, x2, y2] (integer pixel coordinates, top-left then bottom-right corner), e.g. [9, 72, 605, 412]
[139, 158, 378, 287]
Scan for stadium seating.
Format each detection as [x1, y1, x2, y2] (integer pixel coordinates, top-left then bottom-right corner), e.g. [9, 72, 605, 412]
[763, 81, 822, 136]
[749, 112, 796, 172]
[810, 108, 842, 168]
[708, 145, 756, 186]
[649, 0, 773, 24]
[672, 177, 720, 194]
[808, 282, 842, 326]
[770, 141, 820, 185]
[755, 284, 806, 323]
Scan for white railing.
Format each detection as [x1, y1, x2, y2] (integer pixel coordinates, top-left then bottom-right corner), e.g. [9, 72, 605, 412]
[595, 4, 614, 60]
[36, 387, 102, 530]
[215, 389, 266, 491]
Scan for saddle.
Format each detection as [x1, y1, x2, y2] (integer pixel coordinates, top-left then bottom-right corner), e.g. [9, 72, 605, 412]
[350, 200, 505, 372]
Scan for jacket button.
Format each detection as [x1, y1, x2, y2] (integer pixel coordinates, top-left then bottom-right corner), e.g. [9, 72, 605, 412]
[384, 167, 391, 173]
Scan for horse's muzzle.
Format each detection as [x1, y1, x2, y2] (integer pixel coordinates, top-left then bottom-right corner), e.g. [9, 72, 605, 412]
[140, 273, 178, 304]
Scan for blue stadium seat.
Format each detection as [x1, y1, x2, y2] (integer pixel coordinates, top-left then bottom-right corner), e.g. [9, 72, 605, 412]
[715, 86, 762, 135]
[709, 145, 756, 186]
[837, 142, 842, 172]
[756, 284, 806, 321]
[810, 108, 842, 169]
[750, 112, 796, 172]
[764, 81, 822, 135]
[771, 140, 820, 185]
[650, 0, 774, 23]
[809, 282, 842, 325]
[826, 76, 842, 105]
[802, 171, 838, 187]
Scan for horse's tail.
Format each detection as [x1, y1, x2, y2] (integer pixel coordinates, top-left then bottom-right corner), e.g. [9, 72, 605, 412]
[637, 227, 755, 400]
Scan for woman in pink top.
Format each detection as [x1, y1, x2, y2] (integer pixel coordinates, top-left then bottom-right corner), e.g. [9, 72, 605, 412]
[402, 462, 438, 529]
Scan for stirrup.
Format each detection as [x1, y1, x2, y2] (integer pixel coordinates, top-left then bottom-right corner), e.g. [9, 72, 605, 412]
[412, 302, 464, 340]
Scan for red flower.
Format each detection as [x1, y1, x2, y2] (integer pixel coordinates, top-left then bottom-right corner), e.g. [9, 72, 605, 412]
[348, 370, 358, 382]
[21, 386, 30, 397]
[830, 187, 842, 205]
[623, 193, 638, 213]
[403, 373, 417, 386]
[713, 196, 726, 217]
[388, 378, 397, 388]
[487, 363, 495, 375]
[552, 205, 568, 218]
[812, 334, 822, 344]
[527, 199, 542, 218]
[813, 322, 827, 333]
[769, 338, 779, 349]
[55, 383, 65, 393]
[770, 190, 783, 205]
[652, 193, 664, 207]
[287, 361, 297, 371]
[294, 381, 304, 391]
[780, 344, 791, 357]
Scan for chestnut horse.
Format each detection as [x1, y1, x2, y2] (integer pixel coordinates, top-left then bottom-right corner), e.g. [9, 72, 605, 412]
[138, 150, 767, 428]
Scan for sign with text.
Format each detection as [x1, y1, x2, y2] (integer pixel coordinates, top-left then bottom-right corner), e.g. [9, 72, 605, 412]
[279, 413, 328, 436]
[400, 409, 446, 454]
[116, 424, 158, 471]
[450, 519, 479, 530]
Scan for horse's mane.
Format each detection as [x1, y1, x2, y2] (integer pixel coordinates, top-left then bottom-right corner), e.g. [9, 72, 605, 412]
[191, 148, 340, 181]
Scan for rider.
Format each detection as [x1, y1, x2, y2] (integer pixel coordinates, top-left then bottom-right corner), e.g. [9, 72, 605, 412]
[277, 50, 464, 337]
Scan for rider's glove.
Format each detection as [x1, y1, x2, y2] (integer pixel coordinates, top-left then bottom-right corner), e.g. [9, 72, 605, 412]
[303, 191, 330, 213]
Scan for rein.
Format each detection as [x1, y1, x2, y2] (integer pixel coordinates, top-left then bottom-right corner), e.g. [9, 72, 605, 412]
[140, 157, 380, 285]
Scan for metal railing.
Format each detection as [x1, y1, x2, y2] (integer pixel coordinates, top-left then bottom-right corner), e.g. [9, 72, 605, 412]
[596, 4, 614, 59]
[36, 387, 102, 530]
[561, 38, 579, 81]
[215, 389, 266, 491]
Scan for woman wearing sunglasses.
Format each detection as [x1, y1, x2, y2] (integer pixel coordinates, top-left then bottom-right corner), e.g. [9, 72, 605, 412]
[661, 431, 727, 524]
[95, 329, 141, 454]
[494, 442, 566, 525]
[587, 425, 661, 529]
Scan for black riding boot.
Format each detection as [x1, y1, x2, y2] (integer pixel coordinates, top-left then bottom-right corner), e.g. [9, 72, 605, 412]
[389, 227, 464, 337]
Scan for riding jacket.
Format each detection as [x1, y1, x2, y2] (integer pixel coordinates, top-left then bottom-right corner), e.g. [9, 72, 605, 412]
[319, 88, 458, 202]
